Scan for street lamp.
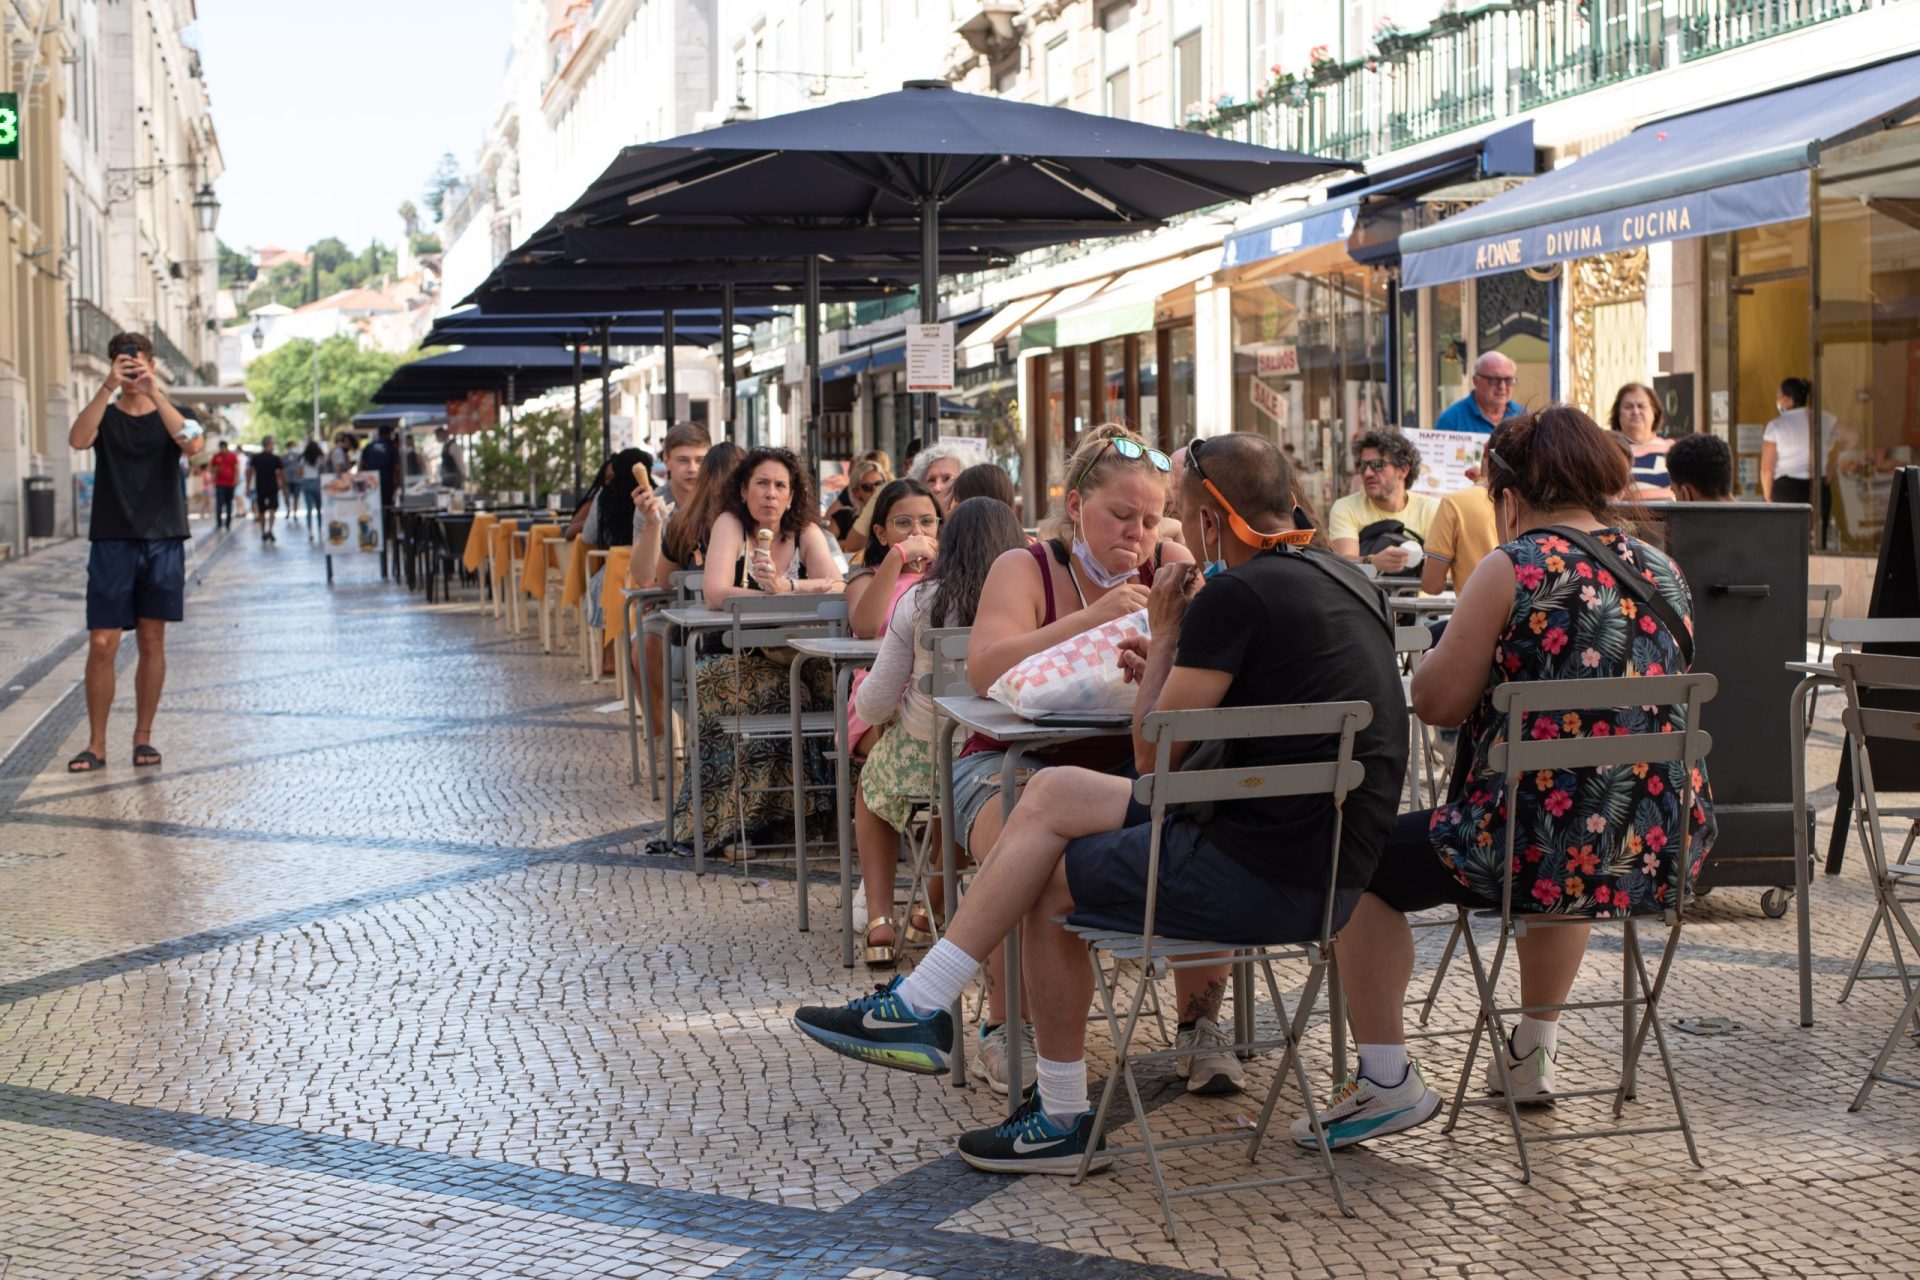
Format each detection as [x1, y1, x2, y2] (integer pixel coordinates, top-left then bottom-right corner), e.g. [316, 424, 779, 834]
[228, 278, 249, 312]
[192, 185, 220, 235]
[250, 321, 265, 350]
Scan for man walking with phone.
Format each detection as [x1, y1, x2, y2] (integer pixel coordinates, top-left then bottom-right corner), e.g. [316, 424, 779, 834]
[66, 332, 205, 773]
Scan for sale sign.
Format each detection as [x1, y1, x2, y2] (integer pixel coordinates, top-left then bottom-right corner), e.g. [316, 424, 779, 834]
[1250, 379, 1288, 429]
[1255, 344, 1299, 376]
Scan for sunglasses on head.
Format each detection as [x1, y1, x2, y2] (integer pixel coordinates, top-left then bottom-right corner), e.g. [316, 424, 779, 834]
[1188, 437, 1314, 551]
[1074, 437, 1170, 491]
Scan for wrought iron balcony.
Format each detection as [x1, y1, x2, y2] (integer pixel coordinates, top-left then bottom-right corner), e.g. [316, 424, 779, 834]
[1193, 0, 1889, 161]
[70, 298, 121, 366]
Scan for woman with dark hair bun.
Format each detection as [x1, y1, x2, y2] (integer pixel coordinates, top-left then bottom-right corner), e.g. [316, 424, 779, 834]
[1290, 403, 1716, 1149]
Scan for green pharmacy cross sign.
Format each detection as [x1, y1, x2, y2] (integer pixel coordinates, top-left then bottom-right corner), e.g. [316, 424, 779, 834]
[0, 93, 18, 161]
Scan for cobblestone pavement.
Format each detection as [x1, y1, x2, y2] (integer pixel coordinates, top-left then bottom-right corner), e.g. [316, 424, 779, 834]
[2, 528, 1918, 1278]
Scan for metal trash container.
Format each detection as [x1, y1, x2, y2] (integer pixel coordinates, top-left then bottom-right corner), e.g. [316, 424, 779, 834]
[23, 475, 54, 539]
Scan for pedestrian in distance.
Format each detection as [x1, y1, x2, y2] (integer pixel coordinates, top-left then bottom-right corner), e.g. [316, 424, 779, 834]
[300, 439, 325, 537]
[208, 439, 239, 531]
[65, 331, 206, 773]
[252, 437, 285, 544]
[283, 439, 307, 523]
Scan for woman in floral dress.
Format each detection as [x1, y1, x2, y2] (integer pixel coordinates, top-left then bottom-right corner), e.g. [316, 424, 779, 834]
[1288, 406, 1715, 1151]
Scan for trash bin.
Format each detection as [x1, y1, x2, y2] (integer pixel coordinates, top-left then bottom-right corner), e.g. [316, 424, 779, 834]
[23, 475, 54, 539]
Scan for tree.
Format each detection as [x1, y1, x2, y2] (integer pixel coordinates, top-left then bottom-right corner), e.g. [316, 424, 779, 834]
[246, 258, 311, 311]
[423, 151, 463, 224]
[217, 239, 254, 290]
[243, 335, 402, 444]
[467, 407, 599, 500]
[410, 232, 443, 256]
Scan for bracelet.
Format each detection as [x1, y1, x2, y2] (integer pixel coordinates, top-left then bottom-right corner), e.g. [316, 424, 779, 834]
[896, 543, 910, 568]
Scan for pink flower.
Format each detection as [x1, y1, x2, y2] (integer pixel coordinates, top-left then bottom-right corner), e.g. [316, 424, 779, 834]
[1542, 627, 1569, 655]
[1544, 789, 1572, 817]
[1597, 569, 1616, 588]
[1640, 615, 1658, 635]
[1531, 716, 1560, 740]
[1646, 662, 1664, 676]
[1646, 826, 1667, 853]
[1586, 814, 1608, 834]
[1580, 585, 1599, 606]
[1647, 774, 1664, 796]
[1643, 851, 1660, 876]
[1574, 561, 1594, 579]
[1591, 721, 1612, 737]
[1581, 647, 1601, 669]
[1532, 878, 1563, 906]
[1516, 563, 1545, 589]
[1594, 884, 1613, 906]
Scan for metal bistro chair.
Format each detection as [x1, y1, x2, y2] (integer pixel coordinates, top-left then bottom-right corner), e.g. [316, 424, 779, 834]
[1443, 673, 1716, 1182]
[1836, 652, 1920, 1110]
[1804, 583, 1843, 736]
[889, 626, 972, 955]
[717, 594, 839, 876]
[1069, 701, 1375, 1241]
[1393, 622, 1470, 1037]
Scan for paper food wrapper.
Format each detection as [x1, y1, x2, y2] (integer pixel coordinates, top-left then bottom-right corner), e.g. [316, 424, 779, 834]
[988, 609, 1148, 716]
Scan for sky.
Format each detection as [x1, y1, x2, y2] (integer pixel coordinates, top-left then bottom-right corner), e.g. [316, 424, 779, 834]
[193, 0, 515, 256]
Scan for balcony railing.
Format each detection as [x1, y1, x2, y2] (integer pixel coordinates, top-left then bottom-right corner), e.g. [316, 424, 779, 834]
[152, 324, 199, 382]
[1194, 0, 1887, 161]
[1677, 0, 1872, 59]
[70, 298, 120, 366]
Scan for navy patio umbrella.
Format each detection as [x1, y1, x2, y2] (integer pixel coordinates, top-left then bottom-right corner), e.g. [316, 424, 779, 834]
[540, 79, 1354, 456]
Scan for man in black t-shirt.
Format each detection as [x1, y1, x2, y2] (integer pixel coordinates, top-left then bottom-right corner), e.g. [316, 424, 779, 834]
[790, 433, 1411, 1174]
[251, 438, 285, 545]
[66, 332, 206, 773]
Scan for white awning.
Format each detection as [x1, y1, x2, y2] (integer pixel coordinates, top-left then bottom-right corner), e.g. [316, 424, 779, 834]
[170, 385, 252, 406]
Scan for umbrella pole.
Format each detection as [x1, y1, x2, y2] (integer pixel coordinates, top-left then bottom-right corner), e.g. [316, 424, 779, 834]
[600, 320, 613, 460]
[572, 344, 584, 502]
[921, 196, 940, 446]
[721, 282, 737, 443]
[506, 372, 518, 495]
[664, 307, 677, 436]
[804, 253, 821, 468]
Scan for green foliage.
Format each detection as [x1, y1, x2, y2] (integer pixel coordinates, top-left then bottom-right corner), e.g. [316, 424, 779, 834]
[241, 238, 401, 310]
[467, 407, 601, 500]
[423, 152, 463, 224]
[410, 232, 443, 256]
[243, 336, 402, 443]
[247, 259, 313, 311]
[217, 240, 254, 290]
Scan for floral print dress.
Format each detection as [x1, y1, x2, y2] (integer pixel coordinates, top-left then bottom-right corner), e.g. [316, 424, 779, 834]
[1427, 528, 1715, 916]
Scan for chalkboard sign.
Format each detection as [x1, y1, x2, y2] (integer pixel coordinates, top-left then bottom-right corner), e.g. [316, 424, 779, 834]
[1828, 467, 1920, 873]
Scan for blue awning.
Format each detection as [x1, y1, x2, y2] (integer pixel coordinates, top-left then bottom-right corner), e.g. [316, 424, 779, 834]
[822, 354, 870, 382]
[1401, 54, 1920, 289]
[1222, 199, 1359, 270]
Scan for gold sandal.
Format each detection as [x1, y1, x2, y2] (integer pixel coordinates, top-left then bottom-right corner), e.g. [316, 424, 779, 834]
[903, 902, 939, 946]
[863, 918, 898, 968]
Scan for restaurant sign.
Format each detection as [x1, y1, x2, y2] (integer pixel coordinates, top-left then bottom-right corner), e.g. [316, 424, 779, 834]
[1401, 170, 1809, 289]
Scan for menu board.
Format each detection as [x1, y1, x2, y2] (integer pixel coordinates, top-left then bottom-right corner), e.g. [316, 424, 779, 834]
[1407, 428, 1487, 496]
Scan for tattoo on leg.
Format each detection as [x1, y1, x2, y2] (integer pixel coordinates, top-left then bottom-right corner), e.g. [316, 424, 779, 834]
[1183, 978, 1228, 1025]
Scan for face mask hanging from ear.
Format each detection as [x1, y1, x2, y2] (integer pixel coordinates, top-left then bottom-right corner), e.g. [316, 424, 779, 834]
[1199, 512, 1227, 579]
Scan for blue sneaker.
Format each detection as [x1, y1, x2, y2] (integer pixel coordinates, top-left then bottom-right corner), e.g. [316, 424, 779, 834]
[957, 1087, 1112, 1175]
[1289, 1060, 1441, 1150]
[792, 976, 954, 1075]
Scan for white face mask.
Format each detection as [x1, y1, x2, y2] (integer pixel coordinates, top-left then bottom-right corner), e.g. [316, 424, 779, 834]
[1070, 506, 1136, 590]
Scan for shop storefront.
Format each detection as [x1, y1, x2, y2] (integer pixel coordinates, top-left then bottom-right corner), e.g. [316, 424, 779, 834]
[1219, 124, 1540, 509]
[1400, 52, 1920, 554]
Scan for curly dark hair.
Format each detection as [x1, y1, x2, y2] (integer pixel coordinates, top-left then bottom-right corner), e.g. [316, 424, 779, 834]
[721, 447, 817, 545]
[1350, 428, 1422, 486]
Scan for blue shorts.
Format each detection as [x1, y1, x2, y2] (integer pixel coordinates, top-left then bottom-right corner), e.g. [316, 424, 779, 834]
[86, 538, 186, 631]
[1064, 797, 1363, 946]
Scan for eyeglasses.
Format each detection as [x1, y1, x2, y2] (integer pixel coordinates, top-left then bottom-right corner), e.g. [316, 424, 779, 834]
[887, 513, 939, 532]
[1356, 458, 1391, 474]
[1187, 437, 1313, 551]
[1475, 373, 1517, 387]
[1074, 437, 1171, 491]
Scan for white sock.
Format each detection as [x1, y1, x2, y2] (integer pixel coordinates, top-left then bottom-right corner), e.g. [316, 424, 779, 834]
[1512, 1016, 1559, 1059]
[1036, 1055, 1089, 1126]
[1356, 1043, 1409, 1086]
[894, 939, 979, 1016]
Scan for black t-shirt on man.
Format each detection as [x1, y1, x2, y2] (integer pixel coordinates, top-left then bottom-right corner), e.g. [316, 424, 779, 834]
[89, 403, 188, 541]
[251, 450, 284, 496]
[1174, 550, 1409, 889]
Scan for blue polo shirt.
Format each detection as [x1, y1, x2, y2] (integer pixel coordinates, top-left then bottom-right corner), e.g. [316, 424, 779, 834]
[1433, 394, 1520, 435]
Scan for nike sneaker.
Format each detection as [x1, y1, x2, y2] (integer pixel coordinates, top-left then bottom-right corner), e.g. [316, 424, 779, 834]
[1485, 1033, 1556, 1106]
[956, 1087, 1112, 1175]
[1175, 1017, 1246, 1095]
[1290, 1061, 1441, 1151]
[792, 976, 954, 1075]
[977, 1021, 1036, 1096]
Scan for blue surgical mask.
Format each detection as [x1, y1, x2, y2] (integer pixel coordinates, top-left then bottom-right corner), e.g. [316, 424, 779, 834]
[1199, 515, 1227, 579]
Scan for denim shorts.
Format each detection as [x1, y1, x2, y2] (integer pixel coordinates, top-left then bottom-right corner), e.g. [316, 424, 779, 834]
[950, 750, 1036, 853]
[86, 538, 185, 631]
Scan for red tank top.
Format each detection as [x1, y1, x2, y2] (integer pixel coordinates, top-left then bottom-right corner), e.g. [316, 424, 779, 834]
[961, 540, 1154, 767]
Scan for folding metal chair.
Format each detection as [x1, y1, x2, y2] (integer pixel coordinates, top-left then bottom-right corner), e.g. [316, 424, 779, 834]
[1822, 619, 1920, 933]
[1835, 652, 1920, 1110]
[1068, 701, 1374, 1241]
[1804, 583, 1842, 736]
[1442, 673, 1716, 1181]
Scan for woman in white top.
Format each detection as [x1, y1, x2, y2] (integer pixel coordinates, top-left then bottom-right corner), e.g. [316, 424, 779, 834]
[850, 497, 1027, 966]
[1762, 376, 1835, 506]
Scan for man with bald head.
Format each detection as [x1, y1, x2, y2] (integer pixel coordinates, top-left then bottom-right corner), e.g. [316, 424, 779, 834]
[788, 432, 1408, 1175]
[1434, 351, 1521, 434]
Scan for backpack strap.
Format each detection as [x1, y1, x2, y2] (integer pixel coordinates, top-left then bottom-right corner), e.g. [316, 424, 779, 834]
[1537, 525, 1694, 668]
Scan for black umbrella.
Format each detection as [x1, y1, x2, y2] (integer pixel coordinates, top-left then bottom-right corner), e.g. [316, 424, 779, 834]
[543, 79, 1353, 457]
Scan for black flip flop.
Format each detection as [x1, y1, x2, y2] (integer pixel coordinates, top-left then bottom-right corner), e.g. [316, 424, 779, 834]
[132, 743, 163, 768]
[67, 750, 106, 774]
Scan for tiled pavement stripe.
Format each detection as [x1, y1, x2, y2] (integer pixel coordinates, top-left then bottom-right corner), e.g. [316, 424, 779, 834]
[0, 631, 86, 718]
[0, 810, 524, 860]
[0, 1084, 1213, 1280]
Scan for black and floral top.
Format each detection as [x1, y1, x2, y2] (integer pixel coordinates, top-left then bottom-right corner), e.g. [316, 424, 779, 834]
[1427, 528, 1715, 916]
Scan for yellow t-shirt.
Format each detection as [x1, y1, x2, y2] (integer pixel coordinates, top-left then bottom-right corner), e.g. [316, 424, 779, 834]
[1327, 490, 1439, 548]
[1425, 486, 1499, 589]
